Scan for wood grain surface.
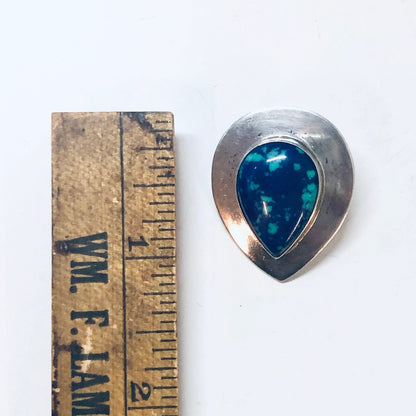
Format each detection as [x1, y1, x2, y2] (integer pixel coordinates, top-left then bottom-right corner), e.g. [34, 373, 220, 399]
[52, 112, 178, 416]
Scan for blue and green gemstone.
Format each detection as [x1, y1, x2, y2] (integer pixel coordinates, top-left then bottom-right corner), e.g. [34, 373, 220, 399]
[237, 141, 319, 257]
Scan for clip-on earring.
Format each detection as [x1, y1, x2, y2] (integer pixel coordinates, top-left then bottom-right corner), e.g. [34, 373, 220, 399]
[212, 109, 353, 281]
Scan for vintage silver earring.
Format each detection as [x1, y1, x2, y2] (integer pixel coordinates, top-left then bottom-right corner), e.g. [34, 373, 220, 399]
[212, 109, 353, 281]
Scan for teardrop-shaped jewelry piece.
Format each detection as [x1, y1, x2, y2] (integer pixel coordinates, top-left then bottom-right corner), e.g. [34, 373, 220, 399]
[212, 109, 353, 281]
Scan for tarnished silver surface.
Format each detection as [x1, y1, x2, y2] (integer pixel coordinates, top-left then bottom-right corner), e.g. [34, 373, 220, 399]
[212, 109, 354, 281]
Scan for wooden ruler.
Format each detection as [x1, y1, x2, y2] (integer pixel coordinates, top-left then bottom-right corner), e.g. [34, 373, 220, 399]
[52, 112, 178, 416]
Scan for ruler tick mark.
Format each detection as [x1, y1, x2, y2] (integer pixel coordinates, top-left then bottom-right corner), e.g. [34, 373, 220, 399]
[126, 255, 175, 260]
[134, 183, 175, 188]
[153, 348, 177, 352]
[157, 157, 174, 161]
[128, 405, 177, 410]
[151, 129, 173, 133]
[144, 291, 176, 296]
[152, 310, 176, 315]
[137, 329, 175, 334]
[145, 367, 177, 372]
[138, 145, 172, 151]
[143, 219, 175, 223]
[150, 201, 175, 205]
[152, 273, 175, 277]
[157, 173, 175, 178]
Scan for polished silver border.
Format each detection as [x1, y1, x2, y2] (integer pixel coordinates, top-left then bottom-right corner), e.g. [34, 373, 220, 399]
[212, 109, 354, 281]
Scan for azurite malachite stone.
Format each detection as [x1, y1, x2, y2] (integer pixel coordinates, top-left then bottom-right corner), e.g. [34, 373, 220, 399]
[237, 142, 319, 257]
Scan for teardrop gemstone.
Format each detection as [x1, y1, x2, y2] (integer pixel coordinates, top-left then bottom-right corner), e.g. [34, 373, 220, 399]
[237, 142, 319, 257]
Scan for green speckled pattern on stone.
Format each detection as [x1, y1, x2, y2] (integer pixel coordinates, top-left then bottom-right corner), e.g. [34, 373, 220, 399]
[237, 141, 319, 257]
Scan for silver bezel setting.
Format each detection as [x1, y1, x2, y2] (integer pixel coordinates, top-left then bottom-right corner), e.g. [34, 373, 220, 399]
[212, 109, 354, 281]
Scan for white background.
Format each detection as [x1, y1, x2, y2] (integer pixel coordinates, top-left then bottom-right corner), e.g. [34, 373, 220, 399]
[1, 0, 415, 415]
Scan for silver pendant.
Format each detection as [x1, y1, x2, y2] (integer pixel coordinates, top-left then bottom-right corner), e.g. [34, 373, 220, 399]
[212, 109, 354, 281]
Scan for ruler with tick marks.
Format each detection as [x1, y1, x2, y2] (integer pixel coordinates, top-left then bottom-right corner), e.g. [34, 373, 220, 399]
[52, 112, 178, 416]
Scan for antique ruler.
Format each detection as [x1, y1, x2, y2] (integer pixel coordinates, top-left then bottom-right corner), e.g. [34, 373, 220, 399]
[52, 112, 178, 416]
